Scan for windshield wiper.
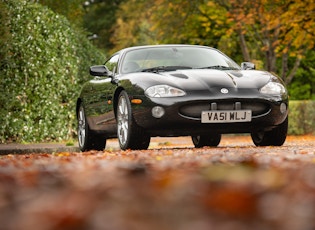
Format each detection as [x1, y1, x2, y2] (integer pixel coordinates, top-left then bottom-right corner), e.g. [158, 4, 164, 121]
[198, 65, 238, 70]
[141, 66, 192, 73]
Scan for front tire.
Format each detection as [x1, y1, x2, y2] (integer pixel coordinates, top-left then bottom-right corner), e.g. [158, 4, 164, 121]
[117, 91, 150, 150]
[77, 104, 106, 151]
[192, 134, 221, 148]
[251, 116, 288, 146]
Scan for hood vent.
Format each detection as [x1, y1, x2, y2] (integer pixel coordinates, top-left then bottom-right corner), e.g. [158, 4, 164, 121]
[170, 73, 188, 79]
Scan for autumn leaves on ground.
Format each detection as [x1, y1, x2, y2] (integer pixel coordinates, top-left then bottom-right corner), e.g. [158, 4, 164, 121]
[1, 135, 315, 230]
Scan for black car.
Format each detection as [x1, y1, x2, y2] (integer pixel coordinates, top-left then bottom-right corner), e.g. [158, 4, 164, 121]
[76, 44, 288, 151]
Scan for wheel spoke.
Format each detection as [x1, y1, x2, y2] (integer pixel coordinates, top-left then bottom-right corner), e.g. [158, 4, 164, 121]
[118, 103, 123, 115]
[118, 96, 129, 146]
[78, 108, 86, 147]
[122, 98, 126, 114]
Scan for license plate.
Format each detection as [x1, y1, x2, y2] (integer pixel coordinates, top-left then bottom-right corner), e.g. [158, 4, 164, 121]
[201, 110, 252, 123]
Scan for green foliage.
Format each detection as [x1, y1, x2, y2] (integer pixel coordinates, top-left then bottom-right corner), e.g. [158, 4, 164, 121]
[0, 1, 10, 64]
[288, 101, 315, 135]
[287, 50, 315, 100]
[288, 78, 312, 100]
[0, 0, 104, 143]
[38, 0, 85, 27]
[109, 0, 158, 52]
[83, 0, 126, 53]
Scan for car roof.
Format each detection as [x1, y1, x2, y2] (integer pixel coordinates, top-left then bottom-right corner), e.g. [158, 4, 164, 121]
[118, 44, 216, 54]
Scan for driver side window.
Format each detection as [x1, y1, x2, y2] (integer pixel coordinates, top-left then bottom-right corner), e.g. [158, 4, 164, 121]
[104, 54, 119, 74]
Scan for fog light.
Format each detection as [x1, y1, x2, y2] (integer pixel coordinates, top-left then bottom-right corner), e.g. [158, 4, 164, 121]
[152, 106, 165, 118]
[280, 103, 287, 114]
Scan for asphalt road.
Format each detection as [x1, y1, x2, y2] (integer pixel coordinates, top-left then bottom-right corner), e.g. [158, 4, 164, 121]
[0, 134, 314, 154]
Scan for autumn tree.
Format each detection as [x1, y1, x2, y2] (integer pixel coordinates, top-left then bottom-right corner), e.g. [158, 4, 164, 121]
[224, 0, 315, 84]
[109, 0, 158, 52]
[38, 0, 86, 27]
[149, 0, 202, 44]
[111, 0, 238, 56]
[83, 0, 126, 53]
[99, 0, 250, 62]
[279, 0, 315, 84]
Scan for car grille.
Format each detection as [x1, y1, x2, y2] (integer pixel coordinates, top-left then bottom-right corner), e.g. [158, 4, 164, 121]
[179, 101, 270, 119]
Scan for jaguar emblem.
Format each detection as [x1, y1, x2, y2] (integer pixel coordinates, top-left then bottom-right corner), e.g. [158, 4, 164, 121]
[221, 88, 229, 94]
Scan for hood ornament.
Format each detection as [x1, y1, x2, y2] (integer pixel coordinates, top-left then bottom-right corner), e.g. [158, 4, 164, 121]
[221, 88, 229, 94]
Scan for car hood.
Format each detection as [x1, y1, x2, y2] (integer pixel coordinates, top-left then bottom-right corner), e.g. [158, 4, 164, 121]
[161, 69, 272, 90]
[124, 69, 275, 97]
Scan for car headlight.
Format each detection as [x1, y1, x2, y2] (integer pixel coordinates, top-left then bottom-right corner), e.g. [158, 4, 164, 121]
[145, 85, 186, 97]
[260, 82, 286, 95]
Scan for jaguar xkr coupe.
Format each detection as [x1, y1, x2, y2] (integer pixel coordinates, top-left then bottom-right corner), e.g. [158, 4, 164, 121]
[77, 45, 288, 151]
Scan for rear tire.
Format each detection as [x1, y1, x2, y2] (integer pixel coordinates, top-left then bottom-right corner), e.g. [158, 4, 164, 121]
[77, 104, 106, 151]
[192, 134, 221, 148]
[117, 91, 150, 150]
[251, 117, 288, 146]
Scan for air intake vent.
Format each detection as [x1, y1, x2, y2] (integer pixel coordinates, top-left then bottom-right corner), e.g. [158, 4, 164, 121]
[170, 73, 188, 79]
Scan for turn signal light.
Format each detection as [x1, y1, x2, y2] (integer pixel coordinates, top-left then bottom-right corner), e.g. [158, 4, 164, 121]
[131, 99, 142, 104]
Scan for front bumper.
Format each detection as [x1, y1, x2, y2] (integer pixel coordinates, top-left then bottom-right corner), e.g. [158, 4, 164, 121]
[132, 96, 288, 136]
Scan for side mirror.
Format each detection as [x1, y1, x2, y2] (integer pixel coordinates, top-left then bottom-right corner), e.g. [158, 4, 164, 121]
[241, 62, 255, 70]
[90, 65, 111, 76]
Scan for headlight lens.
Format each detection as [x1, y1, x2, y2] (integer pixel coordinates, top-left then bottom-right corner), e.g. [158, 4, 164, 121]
[145, 85, 186, 97]
[260, 82, 286, 95]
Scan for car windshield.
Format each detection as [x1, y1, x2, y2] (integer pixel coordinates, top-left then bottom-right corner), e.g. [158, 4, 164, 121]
[120, 46, 241, 73]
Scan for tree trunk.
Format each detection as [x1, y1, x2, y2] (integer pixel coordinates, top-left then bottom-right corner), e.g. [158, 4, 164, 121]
[238, 30, 251, 62]
[281, 52, 289, 81]
[284, 56, 302, 85]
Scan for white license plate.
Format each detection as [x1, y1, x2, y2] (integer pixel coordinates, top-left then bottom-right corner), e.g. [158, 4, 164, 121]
[201, 110, 252, 123]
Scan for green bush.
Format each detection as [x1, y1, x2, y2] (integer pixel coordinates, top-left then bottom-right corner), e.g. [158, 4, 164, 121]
[288, 100, 315, 135]
[0, 0, 105, 143]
